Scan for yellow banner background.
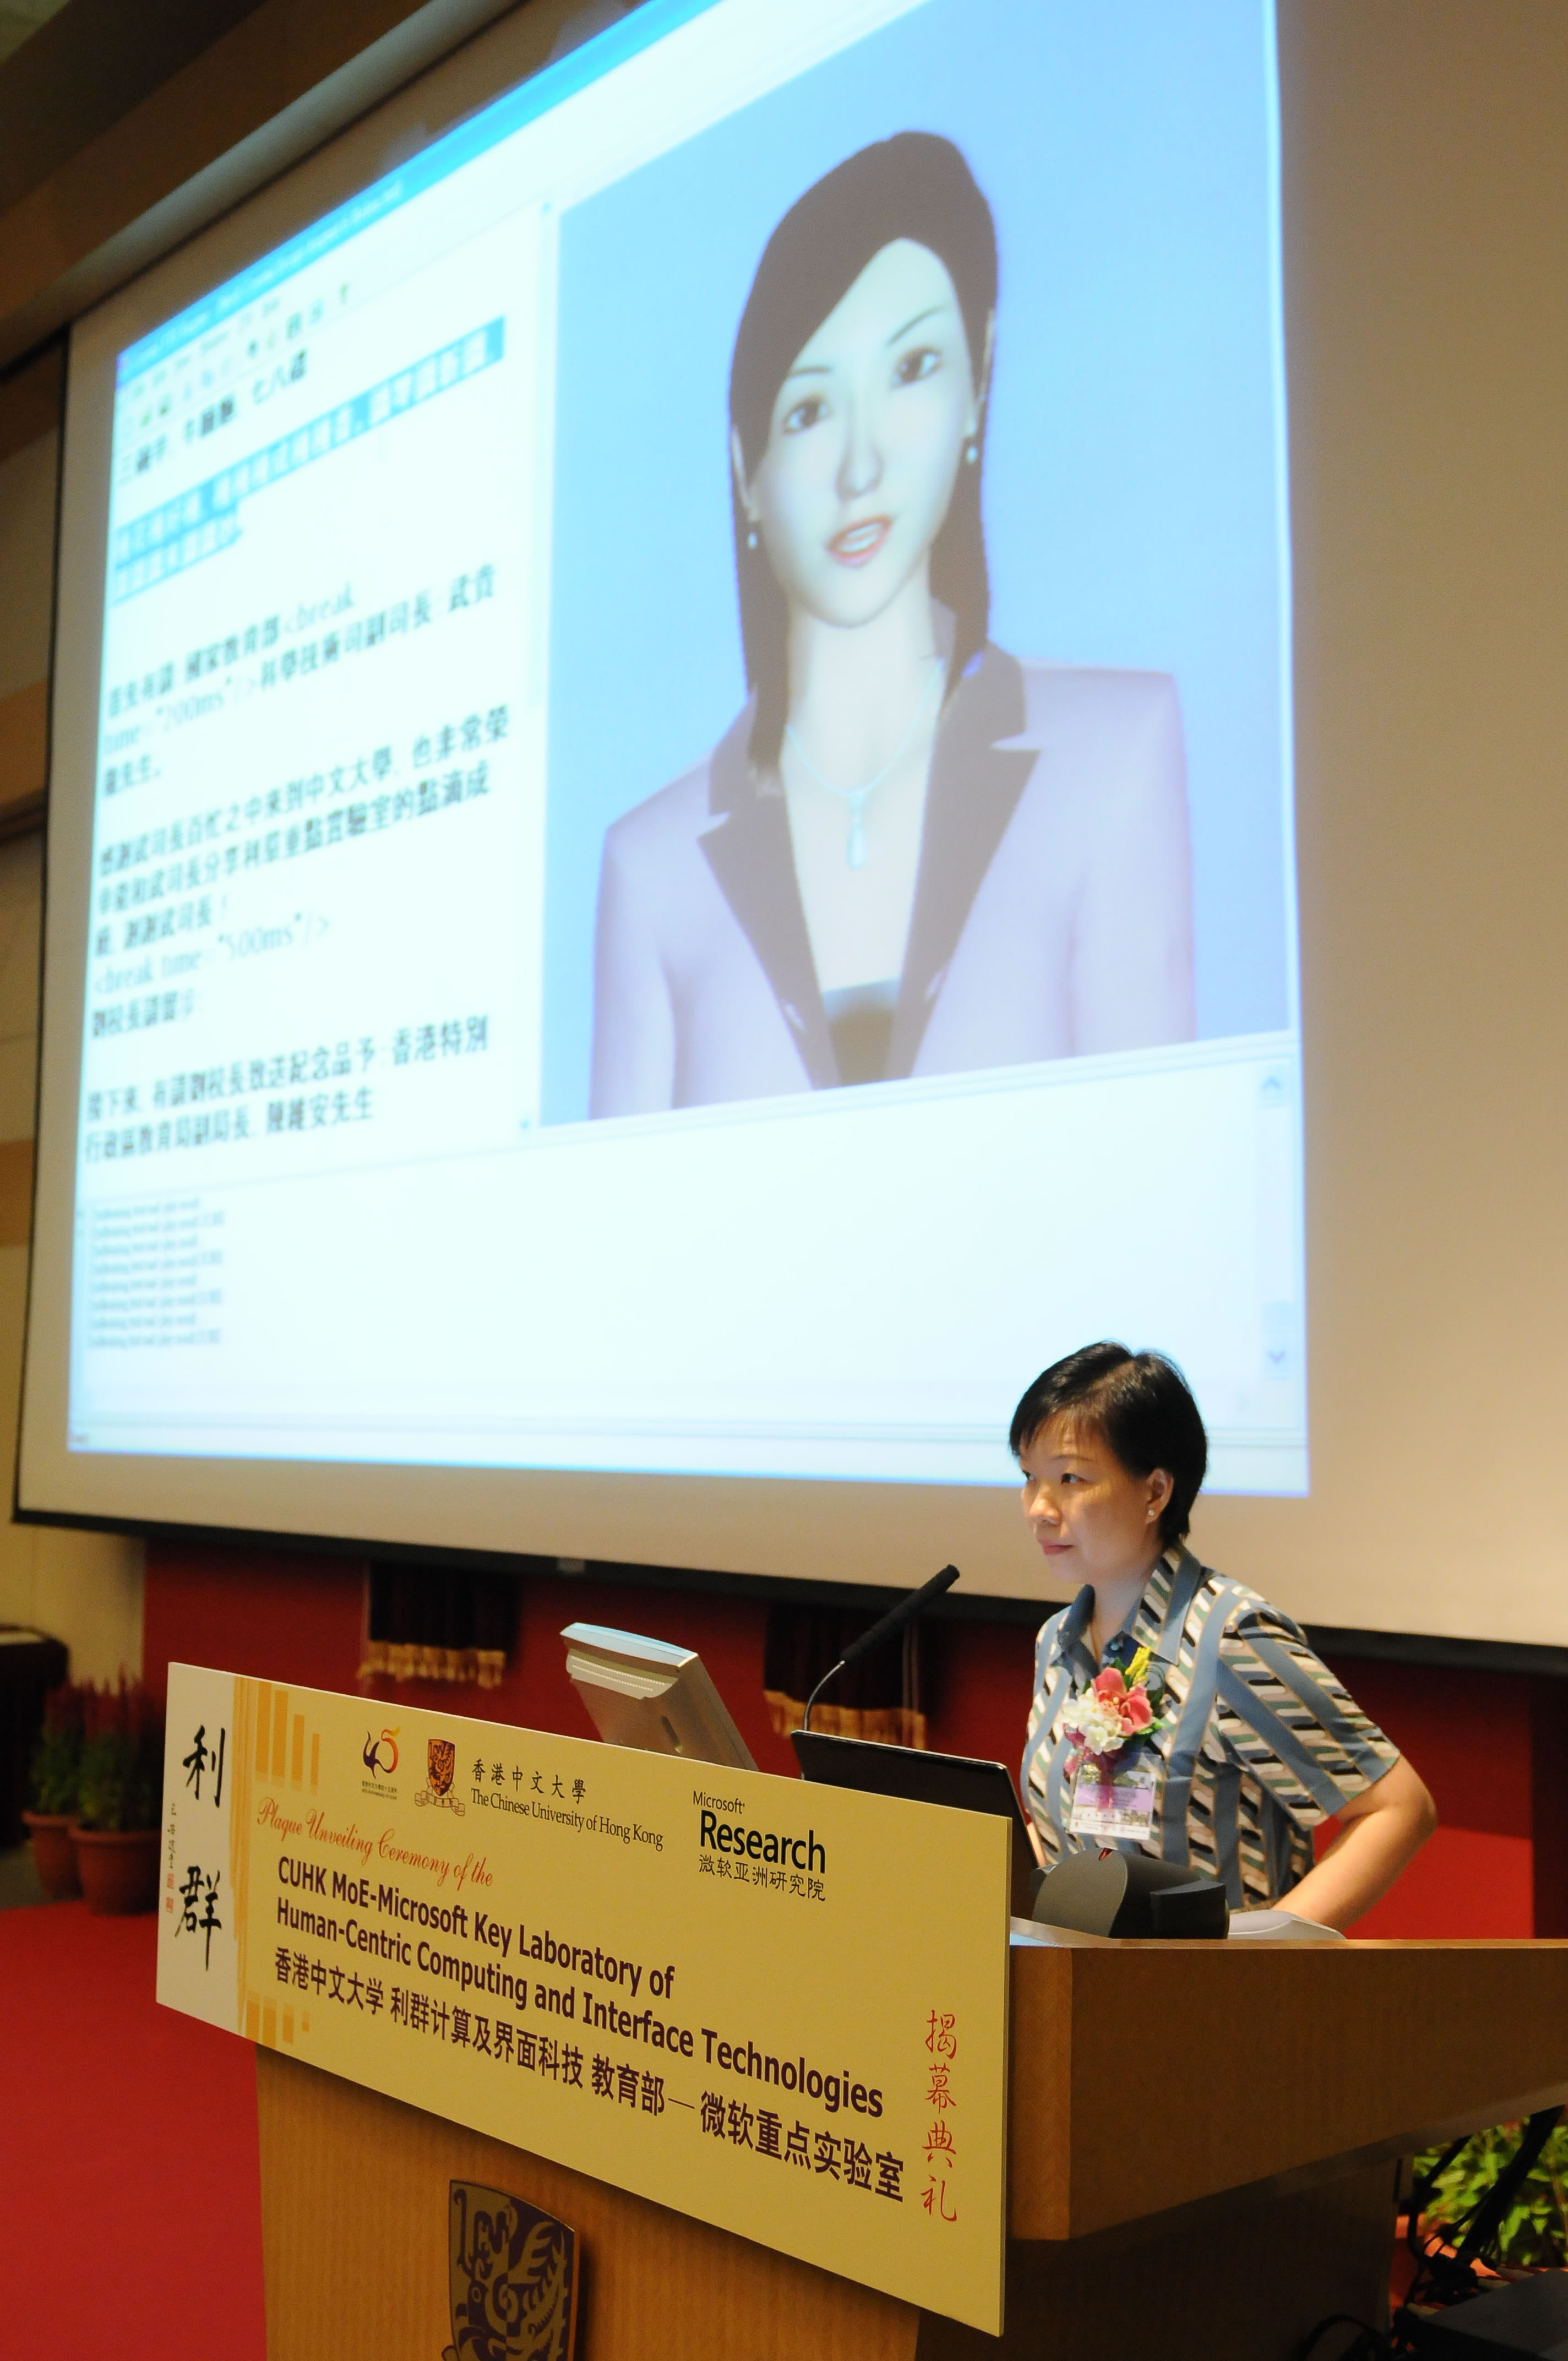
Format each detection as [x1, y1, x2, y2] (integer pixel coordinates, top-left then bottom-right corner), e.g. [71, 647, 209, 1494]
[156, 1663, 1010, 2332]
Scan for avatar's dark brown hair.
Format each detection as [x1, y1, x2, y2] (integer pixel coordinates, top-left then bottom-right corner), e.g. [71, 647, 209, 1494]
[728, 133, 998, 773]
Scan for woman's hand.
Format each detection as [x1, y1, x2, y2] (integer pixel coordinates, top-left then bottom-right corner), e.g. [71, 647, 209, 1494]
[1273, 1754, 1438, 1932]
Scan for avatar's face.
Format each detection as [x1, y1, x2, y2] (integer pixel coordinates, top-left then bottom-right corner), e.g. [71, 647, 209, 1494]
[739, 239, 981, 632]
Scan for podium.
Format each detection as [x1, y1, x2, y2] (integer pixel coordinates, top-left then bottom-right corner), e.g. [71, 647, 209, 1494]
[254, 1928, 1568, 2359]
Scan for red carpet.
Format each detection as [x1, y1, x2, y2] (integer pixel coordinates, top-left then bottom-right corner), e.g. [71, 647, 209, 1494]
[0, 1901, 266, 2359]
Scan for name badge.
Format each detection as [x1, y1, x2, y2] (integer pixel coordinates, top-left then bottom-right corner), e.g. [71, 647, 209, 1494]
[1068, 1755, 1158, 1841]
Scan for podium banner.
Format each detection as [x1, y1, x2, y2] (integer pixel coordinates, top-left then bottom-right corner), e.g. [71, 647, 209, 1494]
[157, 1664, 1011, 2333]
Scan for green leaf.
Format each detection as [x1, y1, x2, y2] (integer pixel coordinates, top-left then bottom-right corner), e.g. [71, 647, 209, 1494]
[1413, 2123, 1568, 2268]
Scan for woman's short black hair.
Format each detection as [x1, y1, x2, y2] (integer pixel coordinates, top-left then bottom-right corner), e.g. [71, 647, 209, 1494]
[728, 132, 998, 773]
[1008, 1343, 1208, 1550]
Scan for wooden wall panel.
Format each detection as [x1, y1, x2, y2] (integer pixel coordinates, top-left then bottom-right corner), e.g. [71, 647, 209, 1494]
[0, 0, 270, 222]
[0, 1136, 34, 1247]
[0, 680, 46, 839]
[0, 341, 59, 844]
[257, 2046, 921, 2361]
[1008, 1935, 1568, 2243]
[0, 0, 540, 372]
[0, 341, 62, 466]
[261, 1934, 1568, 2361]
[258, 2042, 1404, 2361]
[917, 2163, 1398, 2361]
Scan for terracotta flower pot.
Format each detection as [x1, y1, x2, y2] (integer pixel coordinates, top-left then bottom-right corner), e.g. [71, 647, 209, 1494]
[21, 1809, 82, 1899]
[70, 1824, 160, 1916]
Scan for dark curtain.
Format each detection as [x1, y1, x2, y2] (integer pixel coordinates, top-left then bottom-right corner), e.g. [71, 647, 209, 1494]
[763, 1602, 927, 1749]
[360, 1564, 518, 1690]
[0, 1629, 69, 1842]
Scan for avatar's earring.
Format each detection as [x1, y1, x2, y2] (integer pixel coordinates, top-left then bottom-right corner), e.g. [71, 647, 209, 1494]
[964, 439, 979, 465]
[746, 524, 759, 548]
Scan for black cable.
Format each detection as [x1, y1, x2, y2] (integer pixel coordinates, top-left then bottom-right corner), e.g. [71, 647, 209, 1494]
[1406, 2138, 1466, 2261]
[800, 1655, 847, 1734]
[1401, 2106, 1565, 2319]
[1297, 2315, 1391, 2361]
[1402, 2135, 1474, 2311]
[1451, 2106, 1562, 2272]
[800, 1565, 960, 1731]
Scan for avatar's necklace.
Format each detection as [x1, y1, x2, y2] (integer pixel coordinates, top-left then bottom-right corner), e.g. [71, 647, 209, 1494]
[784, 659, 943, 869]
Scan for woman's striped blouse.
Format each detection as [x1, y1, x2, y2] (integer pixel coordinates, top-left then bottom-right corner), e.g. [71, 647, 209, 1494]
[1021, 1547, 1400, 1909]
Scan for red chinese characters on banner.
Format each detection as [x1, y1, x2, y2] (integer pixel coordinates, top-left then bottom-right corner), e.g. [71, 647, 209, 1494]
[922, 2009, 959, 2222]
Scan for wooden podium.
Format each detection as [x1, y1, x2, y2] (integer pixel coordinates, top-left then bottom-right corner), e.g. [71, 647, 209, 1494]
[255, 1930, 1568, 2359]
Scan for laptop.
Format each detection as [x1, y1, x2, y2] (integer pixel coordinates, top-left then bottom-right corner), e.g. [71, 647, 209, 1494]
[792, 1730, 1037, 1919]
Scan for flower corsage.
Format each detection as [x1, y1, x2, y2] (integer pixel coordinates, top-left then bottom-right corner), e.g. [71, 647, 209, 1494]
[1064, 1639, 1171, 1782]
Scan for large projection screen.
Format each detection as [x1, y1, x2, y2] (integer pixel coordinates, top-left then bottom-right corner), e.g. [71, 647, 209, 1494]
[20, 0, 1305, 1600]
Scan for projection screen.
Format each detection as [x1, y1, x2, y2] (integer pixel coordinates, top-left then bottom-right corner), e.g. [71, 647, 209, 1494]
[19, 0, 1303, 1597]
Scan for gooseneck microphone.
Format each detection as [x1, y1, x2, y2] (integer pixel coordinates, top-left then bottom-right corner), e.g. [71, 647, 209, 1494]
[801, 1564, 961, 1732]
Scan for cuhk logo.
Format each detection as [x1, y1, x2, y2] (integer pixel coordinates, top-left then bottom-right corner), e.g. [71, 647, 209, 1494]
[417, 1737, 463, 1815]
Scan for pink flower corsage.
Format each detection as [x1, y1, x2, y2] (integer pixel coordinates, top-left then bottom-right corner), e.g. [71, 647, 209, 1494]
[1064, 1656, 1168, 1783]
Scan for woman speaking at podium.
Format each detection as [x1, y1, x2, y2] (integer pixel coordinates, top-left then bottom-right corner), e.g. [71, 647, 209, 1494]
[1016, 1345, 1435, 1929]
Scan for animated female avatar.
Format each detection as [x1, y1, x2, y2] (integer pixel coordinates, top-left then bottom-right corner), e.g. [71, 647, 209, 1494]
[589, 132, 1195, 1116]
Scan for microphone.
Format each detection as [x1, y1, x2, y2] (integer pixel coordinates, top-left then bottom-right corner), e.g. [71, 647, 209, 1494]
[801, 1564, 961, 1732]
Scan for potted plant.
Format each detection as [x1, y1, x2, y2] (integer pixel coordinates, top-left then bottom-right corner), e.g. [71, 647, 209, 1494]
[22, 1681, 86, 1898]
[70, 1677, 164, 1914]
[1412, 2121, 1568, 2270]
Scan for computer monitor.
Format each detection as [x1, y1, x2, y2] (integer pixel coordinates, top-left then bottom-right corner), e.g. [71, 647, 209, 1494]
[792, 1730, 1038, 1919]
[561, 1623, 758, 1772]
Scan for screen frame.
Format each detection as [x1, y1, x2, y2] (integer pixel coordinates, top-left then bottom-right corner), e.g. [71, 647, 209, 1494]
[17, 0, 1305, 1612]
[32, 0, 1560, 1660]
